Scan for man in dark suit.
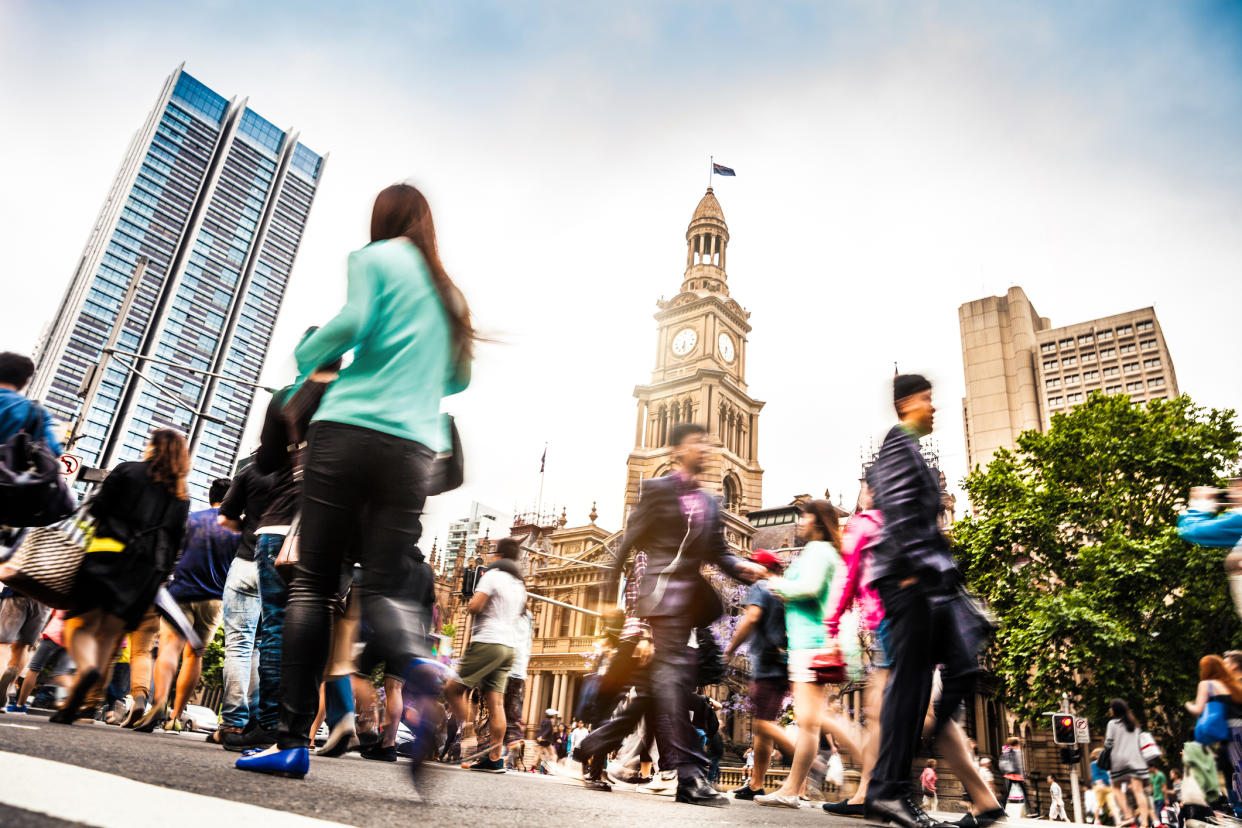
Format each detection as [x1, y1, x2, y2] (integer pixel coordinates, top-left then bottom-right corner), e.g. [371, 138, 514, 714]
[604, 422, 762, 807]
[866, 375, 988, 828]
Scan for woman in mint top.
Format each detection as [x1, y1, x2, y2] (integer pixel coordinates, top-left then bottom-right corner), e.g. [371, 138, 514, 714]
[756, 499, 842, 809]
[239, 184, 473, 780]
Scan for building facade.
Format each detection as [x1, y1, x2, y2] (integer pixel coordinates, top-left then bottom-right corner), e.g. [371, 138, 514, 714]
[624, 188, 764, 554]
[959, 287, 1178, 471]
[29, 65, 324, 504]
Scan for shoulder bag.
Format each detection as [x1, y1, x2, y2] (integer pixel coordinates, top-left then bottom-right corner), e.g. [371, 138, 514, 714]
[426, 415, 464, 496]
[0, 501, 94, 608]
[1194, 682, 1230, 745]
[0, 405, 75, 528]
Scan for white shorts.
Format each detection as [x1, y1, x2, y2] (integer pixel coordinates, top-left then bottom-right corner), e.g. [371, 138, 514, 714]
[787, 648, 822, 684]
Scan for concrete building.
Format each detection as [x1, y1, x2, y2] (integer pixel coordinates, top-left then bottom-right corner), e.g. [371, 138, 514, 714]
[442, 501, 511, 584]
[959, 287, 1178, 470]
[30, 65, 324, 504]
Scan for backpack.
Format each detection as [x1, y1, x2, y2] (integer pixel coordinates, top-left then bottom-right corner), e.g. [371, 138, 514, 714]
[998, 747, 1018, 775]
[0, 404, 75, 529]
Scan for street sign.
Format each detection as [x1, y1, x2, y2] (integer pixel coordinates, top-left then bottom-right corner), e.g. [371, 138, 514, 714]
[58, 454, 82, 476]
[1075, 716, 1090, 744]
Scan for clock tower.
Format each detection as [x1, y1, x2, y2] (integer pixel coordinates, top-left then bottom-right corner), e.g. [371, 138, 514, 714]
[623, 188, 765, 552]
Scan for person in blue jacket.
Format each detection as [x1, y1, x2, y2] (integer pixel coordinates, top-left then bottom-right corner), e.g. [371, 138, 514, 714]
[0, 352, 62, 454]
[1178, 479, 1242, 620]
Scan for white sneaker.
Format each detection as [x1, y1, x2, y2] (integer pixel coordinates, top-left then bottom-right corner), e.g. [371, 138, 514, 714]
[636, 770, 678, 796]
[755, 792, 803, 808]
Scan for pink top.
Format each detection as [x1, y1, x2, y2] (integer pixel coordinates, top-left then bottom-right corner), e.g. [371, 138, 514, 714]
[824, 510, 885, 637]
[921, 766, 938, 791]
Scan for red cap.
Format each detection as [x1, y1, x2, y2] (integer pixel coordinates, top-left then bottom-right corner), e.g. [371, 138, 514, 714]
[749, 549, 783, 572]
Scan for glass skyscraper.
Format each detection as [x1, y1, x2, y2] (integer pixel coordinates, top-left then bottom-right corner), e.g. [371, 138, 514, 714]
[30, 65, 325, 504]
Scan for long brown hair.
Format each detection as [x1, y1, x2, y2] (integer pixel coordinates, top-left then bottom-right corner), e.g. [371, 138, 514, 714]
[144, 428, 189, 500]
[1201, 655, 1242, 703]
[370, 184, 475, 376]
[801, 499, 843, 549]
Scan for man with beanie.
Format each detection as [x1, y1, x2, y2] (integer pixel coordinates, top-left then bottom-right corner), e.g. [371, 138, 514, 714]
[865, 375, 991, 828]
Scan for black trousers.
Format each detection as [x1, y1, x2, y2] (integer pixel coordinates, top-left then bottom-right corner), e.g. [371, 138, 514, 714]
[277, 421, 432, 749]
[869, 577, 979, 801]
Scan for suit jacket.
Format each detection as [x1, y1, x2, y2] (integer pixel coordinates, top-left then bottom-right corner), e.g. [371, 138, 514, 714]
[609, 474, 748, 627]
[868, 425, 957, 587]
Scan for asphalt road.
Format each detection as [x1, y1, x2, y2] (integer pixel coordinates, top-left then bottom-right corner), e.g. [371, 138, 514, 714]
[0, 709, 871, 827]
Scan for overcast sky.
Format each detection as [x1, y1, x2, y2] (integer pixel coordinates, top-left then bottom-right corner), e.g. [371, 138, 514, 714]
[2, 1, 1240, 550]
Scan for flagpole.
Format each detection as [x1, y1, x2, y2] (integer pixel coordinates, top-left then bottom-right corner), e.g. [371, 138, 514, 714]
[536, 442, 547, 521]
[708, 155, 713, 189]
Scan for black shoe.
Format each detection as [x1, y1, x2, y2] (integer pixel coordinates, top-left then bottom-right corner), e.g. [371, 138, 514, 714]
[361, 743, 397, 762]
[118, 695, 147, 729]
[867, 797, 938, 828]
[583, 776, 612, 792]
[824, 800, 868, 817]
[224, 723, 275, 752]
[956, 809, 1008, 828]
[131, 705, 167, 733]
[675, 777, 729, 808]
[732, 784, 764, 800]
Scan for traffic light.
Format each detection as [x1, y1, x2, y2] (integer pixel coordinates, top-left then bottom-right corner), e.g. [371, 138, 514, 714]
[1051, 713, 1076, 745]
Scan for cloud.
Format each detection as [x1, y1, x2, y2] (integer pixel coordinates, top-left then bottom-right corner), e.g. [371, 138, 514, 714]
[2, 1, 1239, 546]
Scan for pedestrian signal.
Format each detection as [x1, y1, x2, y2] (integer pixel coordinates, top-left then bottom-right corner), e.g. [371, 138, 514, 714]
[1051, 714, 1076, 745]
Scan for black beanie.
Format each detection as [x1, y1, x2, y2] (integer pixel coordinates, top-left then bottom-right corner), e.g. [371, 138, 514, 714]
[894, 373, 932, 403]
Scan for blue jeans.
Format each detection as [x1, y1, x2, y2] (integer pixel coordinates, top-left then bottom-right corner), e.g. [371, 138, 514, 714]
[220, 558, 261, 729]
[255, 533, 289, 731]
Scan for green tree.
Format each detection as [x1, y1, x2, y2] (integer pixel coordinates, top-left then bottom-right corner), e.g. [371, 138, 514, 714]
[954, 393, 1240, 745]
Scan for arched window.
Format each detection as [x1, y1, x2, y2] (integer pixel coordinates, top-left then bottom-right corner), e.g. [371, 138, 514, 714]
[682, 398, 694, 423]
[723, 475, 741, 513]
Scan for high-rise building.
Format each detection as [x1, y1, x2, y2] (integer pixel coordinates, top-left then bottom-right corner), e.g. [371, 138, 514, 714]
[29, 65, 325, 503]
[959, 287, 1179, 470]
[443, 501, 511, 583]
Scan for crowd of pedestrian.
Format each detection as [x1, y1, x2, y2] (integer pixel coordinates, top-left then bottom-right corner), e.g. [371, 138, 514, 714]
[1, 179, 1241, 828]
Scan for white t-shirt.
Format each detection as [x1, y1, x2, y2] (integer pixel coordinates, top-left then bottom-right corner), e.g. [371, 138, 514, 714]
[471, 568, 526, 648]
[509, 610, 533, 678]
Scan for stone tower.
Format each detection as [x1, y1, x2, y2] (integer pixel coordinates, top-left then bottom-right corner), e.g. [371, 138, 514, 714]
[623, 188, 764, 552]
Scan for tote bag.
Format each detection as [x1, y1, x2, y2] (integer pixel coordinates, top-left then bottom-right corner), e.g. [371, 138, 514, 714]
[0, 505, 93, 608]
[1194, 691, 1230, 745]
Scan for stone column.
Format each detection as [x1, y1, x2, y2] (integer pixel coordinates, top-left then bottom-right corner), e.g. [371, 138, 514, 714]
[522, 672, 537, 735]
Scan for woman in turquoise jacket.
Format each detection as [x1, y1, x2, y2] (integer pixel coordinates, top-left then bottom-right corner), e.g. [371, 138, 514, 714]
[239, 184, 473, 780]
[756, 499, 842, 809]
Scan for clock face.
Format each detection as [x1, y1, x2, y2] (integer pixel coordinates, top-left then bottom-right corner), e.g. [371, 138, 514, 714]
[671, 328, 698, 357]
[718, 333, 736, 363]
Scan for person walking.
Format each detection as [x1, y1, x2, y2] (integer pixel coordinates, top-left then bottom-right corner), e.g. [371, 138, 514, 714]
[236, 183, 473, 781]
[865, 374, 986, 828]
[0, 352, 62, 453]
[604, 422, 762, 807]
[1106, 698, 1155, 828]
[503, 604, 534, 770]
[754, 499, 841, 809]
[56, 429, 190, 724]
[724, 549, 795, 801]
[444, 537, 526, 772]
[536, 710, 559, 772]
[1048, 775, 1068, 822]
[134, 478, 238, 731]
[8, 609, 74, 712]
[823, 477, 889, 816]
[213, 460, 274, 748]
[922, 761, 940, 812]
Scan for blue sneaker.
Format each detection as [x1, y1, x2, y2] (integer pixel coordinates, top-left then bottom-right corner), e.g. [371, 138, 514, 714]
[4, 703, 27, 714]
[234, 746, 309, 779]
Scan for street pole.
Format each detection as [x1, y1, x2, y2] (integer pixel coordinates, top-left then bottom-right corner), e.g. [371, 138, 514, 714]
[1063, 692, 1085, 825]
[67, 255, 148, 452]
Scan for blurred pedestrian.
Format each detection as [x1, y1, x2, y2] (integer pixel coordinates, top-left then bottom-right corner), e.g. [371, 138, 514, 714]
[236, 183, 473, 781]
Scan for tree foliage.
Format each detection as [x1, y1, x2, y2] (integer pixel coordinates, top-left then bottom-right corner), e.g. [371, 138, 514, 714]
[954, 393, 1240, 745]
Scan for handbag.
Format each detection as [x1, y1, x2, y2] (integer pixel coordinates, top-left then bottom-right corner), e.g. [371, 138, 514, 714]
[1140, 730, 1163, 762]
[1096, 745, 1112, 772]
[0, 406, 75, 528]
[426, 415, 464, 496]
[0, 503, 94, 608]
[1195, 697, 1230, 745]
[274, 513, 300, 583]
[811, 648, 848, 684]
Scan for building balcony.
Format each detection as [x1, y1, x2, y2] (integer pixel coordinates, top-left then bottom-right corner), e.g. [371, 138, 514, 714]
[529, 635, 598, 656]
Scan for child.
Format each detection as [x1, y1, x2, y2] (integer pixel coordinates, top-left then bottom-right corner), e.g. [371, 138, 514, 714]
[1048, 774, 1068, 822]
[921, 759, 939, 812]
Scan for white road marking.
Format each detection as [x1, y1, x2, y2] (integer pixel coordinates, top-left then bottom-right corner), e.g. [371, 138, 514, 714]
[0, 750, 352, 827]
[0, 721, 40, 729]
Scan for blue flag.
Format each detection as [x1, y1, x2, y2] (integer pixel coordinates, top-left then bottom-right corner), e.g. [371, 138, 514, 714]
[712, 162, 736, 177]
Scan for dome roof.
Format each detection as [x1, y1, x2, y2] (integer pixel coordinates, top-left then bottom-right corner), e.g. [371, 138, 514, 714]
[691, 188, 726, 224]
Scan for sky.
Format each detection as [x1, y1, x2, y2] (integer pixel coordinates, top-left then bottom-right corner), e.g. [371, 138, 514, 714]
[2, 1, 1241, 553]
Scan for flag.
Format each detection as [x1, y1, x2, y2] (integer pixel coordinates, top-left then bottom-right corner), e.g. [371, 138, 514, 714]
[540, 447, 546, 473]
[712, 162, 736, 177]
